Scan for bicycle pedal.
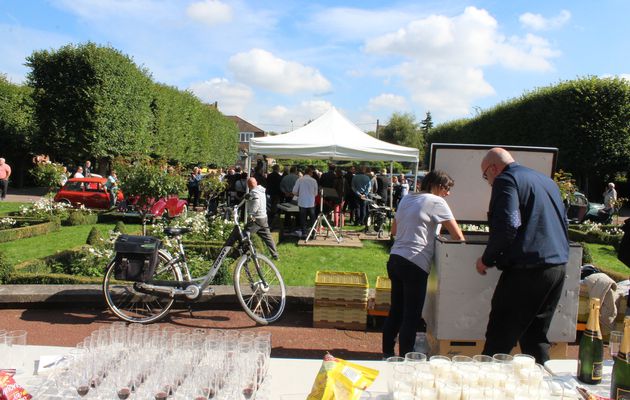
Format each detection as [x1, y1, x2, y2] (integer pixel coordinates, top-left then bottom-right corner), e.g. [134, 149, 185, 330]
[202, 287, 215, 296]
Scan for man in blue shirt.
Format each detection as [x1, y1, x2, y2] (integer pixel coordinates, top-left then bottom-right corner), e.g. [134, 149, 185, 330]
[476, 147, 569, 364]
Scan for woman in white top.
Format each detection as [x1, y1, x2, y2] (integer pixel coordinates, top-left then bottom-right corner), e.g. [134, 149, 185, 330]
[382, 170, 465, 357]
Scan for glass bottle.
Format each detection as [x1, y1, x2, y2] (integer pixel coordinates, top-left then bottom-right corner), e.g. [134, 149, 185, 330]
[578, 297, 604, 384]
[611, 316, 630, 400]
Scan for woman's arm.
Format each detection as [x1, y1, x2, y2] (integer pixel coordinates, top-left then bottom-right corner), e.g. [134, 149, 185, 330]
[442, 219, 465, 241]
[391, 219, 397, 237]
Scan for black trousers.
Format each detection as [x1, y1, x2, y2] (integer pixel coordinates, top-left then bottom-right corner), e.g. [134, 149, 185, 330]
[245, 218, 278, 258]
[382, 254, 429, 357]
[0, 179, 7, 199]
[482, 263, 566, 364]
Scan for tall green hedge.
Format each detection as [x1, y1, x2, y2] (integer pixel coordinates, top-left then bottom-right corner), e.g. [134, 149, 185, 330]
[0, 75, 35, 186]
[24, 42, 238, 168]
[427, 77, 630, 189]
[26, 42, 154, 164]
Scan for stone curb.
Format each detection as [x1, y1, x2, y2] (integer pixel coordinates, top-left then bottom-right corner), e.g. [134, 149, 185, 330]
[0, 284, 317, 308]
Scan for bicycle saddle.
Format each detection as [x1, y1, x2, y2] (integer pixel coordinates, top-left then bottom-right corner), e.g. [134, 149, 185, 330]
[163, 227, 192, 237]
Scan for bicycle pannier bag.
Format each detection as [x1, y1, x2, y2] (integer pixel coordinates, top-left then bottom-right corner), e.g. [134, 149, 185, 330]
[113, 235, 161, 282]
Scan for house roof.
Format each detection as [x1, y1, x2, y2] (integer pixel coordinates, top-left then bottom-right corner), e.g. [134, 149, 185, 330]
[227, 116, 264, 134]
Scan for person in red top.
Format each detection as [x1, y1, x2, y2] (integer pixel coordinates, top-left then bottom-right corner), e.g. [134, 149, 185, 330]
[0, 158, 11, 201]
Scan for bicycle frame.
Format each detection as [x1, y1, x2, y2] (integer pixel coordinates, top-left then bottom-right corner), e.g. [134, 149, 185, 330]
[157, 197, 269, 295]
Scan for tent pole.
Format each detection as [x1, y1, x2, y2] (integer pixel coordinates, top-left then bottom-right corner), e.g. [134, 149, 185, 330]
[412, 161, 419, 193]
[389, 162, 394, 209]
[244, 154, 252, 220]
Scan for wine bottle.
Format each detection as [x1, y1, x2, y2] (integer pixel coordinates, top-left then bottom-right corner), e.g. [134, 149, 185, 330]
[611, 316, 630, 400]
[578, 297, 604, 384]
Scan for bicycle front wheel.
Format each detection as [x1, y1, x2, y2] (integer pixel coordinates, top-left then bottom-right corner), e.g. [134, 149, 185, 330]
[103, 250, 183, 324]
[233, 254, 286, 325]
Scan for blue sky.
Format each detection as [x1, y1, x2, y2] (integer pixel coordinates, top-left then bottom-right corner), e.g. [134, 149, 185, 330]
[1, 0, 628, 133]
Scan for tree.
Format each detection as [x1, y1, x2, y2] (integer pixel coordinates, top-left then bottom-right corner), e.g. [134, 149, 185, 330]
[420, 111, 433, 136]
[380, 112, 425, 160]
[116, 161, 186, 229]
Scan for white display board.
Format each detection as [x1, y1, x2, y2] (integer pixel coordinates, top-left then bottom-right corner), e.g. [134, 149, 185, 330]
[429, 144, 558, 223]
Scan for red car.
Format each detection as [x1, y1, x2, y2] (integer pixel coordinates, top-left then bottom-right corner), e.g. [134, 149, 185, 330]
[54, 177, 124, 209]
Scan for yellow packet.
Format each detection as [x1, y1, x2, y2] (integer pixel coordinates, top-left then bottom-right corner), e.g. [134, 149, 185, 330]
[307, 353, 379, 400]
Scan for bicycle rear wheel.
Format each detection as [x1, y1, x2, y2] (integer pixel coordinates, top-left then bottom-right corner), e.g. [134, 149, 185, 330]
[233, 254, 286, 325]
[102, 250, 183, 324]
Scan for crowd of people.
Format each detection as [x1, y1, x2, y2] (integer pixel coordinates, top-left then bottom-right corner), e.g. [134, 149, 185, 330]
[215, 162, 420, 239]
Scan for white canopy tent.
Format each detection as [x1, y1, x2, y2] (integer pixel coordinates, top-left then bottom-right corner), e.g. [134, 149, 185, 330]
[248, 107, 419, 163]
[247, 107, 421, 218]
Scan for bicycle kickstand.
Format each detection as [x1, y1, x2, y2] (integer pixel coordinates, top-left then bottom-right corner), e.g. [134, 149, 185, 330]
[187, 304, 195, 318]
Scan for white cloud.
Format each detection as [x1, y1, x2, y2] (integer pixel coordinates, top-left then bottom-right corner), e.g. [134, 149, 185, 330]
[187, 0, 232, 27]
[363, 6, 559, 119]
[228, 48, 331, 94]
[368, 94, 409, 111]
[621, 74, 630, 81]
[303, 7, 422, 42]
[188, 78, 253, 116]
[259, 100, 333, 132]
[519, 10, 571, 31]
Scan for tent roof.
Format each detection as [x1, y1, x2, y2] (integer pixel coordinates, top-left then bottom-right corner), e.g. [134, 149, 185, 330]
[248, 107, 419, 162]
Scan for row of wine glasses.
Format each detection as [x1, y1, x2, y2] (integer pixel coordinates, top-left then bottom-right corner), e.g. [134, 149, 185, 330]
[386, 352, 569, 400]
[34, 323, 273, 400]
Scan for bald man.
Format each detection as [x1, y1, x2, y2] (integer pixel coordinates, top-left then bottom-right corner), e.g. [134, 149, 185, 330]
[476, 147, 569, 364]
[245, 177, 279, 260]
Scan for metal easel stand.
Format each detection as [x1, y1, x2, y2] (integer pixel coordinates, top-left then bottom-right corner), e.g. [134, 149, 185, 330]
[305, 189, 342, 243]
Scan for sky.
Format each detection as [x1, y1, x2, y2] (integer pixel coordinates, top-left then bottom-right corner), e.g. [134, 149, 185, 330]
[1, 0, 629, 133]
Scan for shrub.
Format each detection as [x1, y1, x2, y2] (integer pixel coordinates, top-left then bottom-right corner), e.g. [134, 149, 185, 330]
[114, 220, 126, 233]
[19, 195, 71, 220]
[64, 211, 98, 226]
[0, 219, 60, 243]
[47, 246, 112, 277]
[86, 227, 104, 246]
[0, 250, 14, 283]
[580, 242, 593, 264]
[30, 162, 66, 191]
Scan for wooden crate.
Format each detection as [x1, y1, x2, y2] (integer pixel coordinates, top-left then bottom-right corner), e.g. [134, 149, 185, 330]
[313, 271, 369, 330]
[427, 334, 568, 359]
[374, 275, 391, 311]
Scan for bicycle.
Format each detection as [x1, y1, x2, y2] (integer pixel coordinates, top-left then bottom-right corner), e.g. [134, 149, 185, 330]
[102, 198, 286, 325]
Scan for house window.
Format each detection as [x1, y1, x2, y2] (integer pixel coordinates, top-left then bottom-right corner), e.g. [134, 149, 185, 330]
[240, 132, 255, 142]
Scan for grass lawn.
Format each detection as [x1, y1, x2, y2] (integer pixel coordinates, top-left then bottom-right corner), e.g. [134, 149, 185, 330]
[0, 223, 126, 265]
[586, 243, 629, 278]
[0, 202, 27, 215]
[274, 239, 390, 287]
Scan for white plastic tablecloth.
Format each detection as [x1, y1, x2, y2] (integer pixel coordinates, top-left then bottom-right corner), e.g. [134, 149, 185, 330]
[544, 358, 613, 398]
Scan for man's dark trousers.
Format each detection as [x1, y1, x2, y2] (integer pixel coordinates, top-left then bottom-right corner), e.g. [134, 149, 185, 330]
[482, 263, 566, 364]
[0, 179, 7, 200]
[245, 218, 278, 258]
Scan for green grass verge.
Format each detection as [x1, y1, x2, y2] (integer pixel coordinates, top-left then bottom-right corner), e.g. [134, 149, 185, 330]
[274, 239, 390, 287]
[0, 202, 27, 215]
[0, 223, 120, 265]
[586, 243, 629, 279]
